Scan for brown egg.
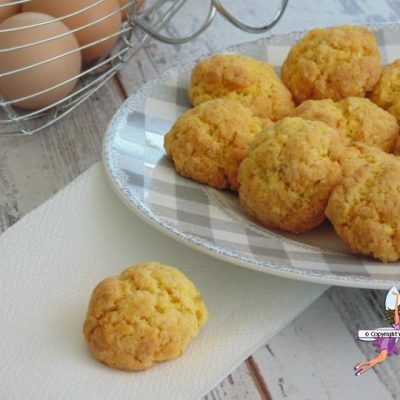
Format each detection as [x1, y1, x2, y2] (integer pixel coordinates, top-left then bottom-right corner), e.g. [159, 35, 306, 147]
[117, 0, 145, 19]
[0, 12, 82, 110]
[0, 0, 21, 23]
[23, 0, 122, 62]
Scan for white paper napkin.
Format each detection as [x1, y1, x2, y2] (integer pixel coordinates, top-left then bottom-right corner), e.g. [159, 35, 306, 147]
[0, 163, 326, 400]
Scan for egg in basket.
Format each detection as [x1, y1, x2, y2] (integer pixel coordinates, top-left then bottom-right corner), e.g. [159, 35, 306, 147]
[0, 0, 288, 135]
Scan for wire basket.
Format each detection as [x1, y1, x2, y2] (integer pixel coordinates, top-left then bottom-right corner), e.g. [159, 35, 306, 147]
[0, 0, 288, 136]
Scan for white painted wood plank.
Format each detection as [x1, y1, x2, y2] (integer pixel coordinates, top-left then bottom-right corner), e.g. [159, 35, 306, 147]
[252, 294, 393, 399]
[327, 287, 400, 398]
[0, 82, 123, 233]
[203, 363, 263, 400]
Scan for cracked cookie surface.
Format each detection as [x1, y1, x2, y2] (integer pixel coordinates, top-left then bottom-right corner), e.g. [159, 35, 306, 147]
[282, 25, 381, 104]
[188, 54, 294, 121]
[238, 117, 343, 233]
[326, 158, 400, 262]
[164, 98, 271, 191]
[83, 262, 208, 371]
[338, 142, 393, 178]
[370, 59, 400, 123]
[291, 97, 399, 152]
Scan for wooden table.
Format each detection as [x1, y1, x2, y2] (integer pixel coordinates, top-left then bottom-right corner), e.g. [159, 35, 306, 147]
[1, 1, 400, 398]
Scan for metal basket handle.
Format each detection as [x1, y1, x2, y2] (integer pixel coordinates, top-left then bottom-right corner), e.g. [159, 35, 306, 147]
[132, 0, 216, 45]
[213, 0, 289, 34]
[132, 0, 288, 44]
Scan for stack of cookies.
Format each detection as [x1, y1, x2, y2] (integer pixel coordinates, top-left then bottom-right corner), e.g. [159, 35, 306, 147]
[164, 25, 400, 263]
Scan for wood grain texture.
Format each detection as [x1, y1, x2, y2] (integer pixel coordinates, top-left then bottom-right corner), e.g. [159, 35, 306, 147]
[252, 294, 394, 399]
[204, 363, 263, 400]
[1, 1, 400, 399]
[0, 82, 122, 232]
[327, 288, 400, 398]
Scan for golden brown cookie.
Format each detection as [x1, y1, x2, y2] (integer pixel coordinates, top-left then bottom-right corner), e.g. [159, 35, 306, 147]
[326, 158, 400, 262]
[238, 117, 343, 233]
[291, 97, 399, 152]
[338, 142, 391, 178]
[164, 99, 272, 191]
[282, 25, 381, 104]
[83, 262, 208, 371]
[188, 54, 294, 121]
[394, 136, 400, 156]
[370, 59, 400, 122]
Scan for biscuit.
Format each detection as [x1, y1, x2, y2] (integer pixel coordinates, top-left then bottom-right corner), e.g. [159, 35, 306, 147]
[291, 97, 399, 152]
[282, 25, 381, 104]
[188, 54, 294, 121]
[326, 158, 400, 262]
[83, 262, 208, 371]
[394, 136, 400, 156]
[370, 59, 400, 122]
[164, 99, 272, 191]
[338, 142, 391, 178]
[238, 117, 343, 233]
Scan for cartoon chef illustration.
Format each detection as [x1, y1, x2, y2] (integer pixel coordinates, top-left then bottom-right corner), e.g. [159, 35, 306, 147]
[355, 286, 400, 376]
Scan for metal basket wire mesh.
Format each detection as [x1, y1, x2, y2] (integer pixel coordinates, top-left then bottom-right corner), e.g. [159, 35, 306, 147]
[0, 0, 288, 135]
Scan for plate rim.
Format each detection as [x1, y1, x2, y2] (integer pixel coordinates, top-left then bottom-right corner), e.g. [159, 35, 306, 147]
[103, 24, 400, 290]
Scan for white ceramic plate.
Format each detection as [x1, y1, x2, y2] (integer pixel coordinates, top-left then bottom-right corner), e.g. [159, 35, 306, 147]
[103, 24, 400, 289]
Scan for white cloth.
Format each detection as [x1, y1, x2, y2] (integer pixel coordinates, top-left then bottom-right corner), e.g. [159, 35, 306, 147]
[0, 164, 326, 400]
